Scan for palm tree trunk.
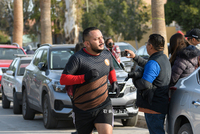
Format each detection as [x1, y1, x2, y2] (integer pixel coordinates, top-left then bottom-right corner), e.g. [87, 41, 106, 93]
[40, 0, 52, 45]
[13, 0, 23, 47]
[151, 0, 168, 56]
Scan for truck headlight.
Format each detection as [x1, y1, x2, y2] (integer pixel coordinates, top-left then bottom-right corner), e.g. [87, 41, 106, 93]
[52, 80, 66, 93]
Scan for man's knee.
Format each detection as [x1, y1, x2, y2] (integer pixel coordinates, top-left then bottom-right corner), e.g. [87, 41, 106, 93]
[95, 123, 112, 134]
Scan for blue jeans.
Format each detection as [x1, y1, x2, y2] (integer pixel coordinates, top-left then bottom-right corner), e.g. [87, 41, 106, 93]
[144, 113, 166, 134]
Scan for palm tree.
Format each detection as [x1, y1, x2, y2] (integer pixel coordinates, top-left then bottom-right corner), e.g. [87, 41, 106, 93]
[40, 0, 52, 44]
[13, 0, 23, 47]
[151, 0, 168, 56]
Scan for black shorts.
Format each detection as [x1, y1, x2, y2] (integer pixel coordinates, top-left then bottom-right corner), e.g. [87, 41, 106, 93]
[72, 105, 114, 134]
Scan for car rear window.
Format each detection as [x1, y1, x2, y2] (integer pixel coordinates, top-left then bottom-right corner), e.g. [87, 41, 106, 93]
[0, 48, 25, 60]
[17, 60, 31, 76]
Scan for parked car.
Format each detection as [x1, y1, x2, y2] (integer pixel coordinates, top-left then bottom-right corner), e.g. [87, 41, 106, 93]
[166, 68, 200, 134]
[115, 42, 137, 72]
[1, 55, 33, 114]
[21, 44, 75, 129]
[21, 44, 138, 129]
[0, 44, 26, 97]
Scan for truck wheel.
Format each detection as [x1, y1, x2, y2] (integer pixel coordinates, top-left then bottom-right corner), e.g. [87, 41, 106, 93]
[13, 92, 22, 114]
[2, 89, 10, 108]
[121, 113, 138, 126]
[22, 89, 35, 120]
[178, 123, 193, 134]
[43, 94, 58, 129]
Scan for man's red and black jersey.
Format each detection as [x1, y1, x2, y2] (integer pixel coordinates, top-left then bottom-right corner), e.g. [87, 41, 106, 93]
[60, 48, 117, 113]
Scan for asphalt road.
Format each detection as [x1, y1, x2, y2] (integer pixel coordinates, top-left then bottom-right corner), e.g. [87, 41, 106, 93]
[0, 99, 149, 134]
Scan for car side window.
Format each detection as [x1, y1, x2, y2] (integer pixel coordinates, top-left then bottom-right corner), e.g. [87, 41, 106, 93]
[40, 50, 47, 64]
[33, 50, 43, 66]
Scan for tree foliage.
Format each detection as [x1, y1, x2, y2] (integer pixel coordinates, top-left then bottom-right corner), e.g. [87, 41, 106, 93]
[0, 31, 10, 44]
[82, 0, 151, 42]
[165, 0, 200, 31]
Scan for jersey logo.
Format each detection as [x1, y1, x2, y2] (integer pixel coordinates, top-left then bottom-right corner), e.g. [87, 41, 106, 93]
[104, 59, 110, 66]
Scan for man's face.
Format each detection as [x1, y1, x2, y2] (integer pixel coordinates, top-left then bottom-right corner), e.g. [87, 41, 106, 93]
[85, 30, 105, 54]
[188, 37, 200, 46]
[107, 39, 114, 48]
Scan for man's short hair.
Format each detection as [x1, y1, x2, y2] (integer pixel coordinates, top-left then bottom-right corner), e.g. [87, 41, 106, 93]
[82, 27, 99, 42]
[149, 34, 165, 51]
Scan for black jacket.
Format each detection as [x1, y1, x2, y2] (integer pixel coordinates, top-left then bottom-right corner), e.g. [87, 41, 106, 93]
[133, 51, 171, 114]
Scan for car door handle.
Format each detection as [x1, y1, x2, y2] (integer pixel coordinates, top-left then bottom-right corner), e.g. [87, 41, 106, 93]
[192, 101, 200, 106]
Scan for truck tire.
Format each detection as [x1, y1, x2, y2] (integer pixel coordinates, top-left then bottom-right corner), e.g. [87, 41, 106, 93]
[2, 89, 10, 108]
[13, 92, 22, 114]
[22, 89, 35, 120]
[43, 94, 58, 129]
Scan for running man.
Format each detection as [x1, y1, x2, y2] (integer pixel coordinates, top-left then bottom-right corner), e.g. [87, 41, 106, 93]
[60, 27, 120, 134]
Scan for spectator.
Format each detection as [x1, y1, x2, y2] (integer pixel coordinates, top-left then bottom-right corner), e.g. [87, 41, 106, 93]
[105, 38, 121, 63]
[185, 28, 200, 48]
[60, 27, 120, 134]
[26, 45, 35, 54]
[125, 34, 171, 134]
[75, 42, 85, 52]
[37, 43, 41, 48]
[185, 28, 200, 66]
[169, 33, 200, 87]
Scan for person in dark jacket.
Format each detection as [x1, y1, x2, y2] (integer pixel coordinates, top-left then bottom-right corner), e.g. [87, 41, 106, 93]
[125, 34, 171, 134]
[26, 45, 35, 54]
[169, 33, 200, 87]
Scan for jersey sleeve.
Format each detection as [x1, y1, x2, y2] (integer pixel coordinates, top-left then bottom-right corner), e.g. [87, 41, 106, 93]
[60, 55, 85, 85]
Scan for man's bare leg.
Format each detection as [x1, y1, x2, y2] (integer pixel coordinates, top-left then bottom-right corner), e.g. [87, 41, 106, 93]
[94, 123, 113, 134]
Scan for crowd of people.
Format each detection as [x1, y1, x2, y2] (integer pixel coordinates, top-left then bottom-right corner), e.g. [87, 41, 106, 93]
[125, 28, 200, 134]
[58, 26, 200, 134]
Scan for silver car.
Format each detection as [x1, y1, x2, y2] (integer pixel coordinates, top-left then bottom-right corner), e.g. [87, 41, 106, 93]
[1, 55, 33, 114]
[22, 44, 75, 129]
[166, 68, 200, 134]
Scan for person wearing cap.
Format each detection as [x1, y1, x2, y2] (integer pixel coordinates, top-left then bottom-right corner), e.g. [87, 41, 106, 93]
[185, 28, 200, 66]
[185, 28, 200, 48]
[169, 33, 200, 87]
[105, 38, 121, 63]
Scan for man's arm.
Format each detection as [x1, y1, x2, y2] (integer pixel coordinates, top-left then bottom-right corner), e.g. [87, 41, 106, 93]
[134, 60, 160, 90]
[133, 55, 148, 68]
[125, 49, 147, 68]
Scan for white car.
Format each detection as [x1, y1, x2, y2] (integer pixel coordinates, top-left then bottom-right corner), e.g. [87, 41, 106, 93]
[1, 55, 33, 114]
[115, 42, 137, 72]
[166, 67, 200, 134]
